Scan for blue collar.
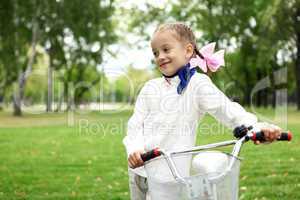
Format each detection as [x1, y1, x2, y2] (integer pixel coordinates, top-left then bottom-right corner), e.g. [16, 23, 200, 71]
[162, 63, 196, 94]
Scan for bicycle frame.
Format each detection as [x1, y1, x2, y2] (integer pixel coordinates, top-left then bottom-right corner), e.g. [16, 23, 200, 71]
[147, 136, 247, 185]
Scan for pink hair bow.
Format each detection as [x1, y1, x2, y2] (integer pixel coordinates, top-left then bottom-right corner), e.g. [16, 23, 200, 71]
[189, 42, 225, 72]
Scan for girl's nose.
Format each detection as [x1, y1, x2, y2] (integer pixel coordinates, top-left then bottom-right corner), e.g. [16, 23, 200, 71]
[158, 52, 166, 62]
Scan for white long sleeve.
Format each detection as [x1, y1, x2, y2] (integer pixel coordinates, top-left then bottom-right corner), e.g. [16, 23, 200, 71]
[193, 73, 258, 129]
[123, 82, 150, 157]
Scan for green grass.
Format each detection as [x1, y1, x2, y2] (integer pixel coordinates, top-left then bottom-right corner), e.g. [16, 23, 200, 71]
[0, 108, 299, 200]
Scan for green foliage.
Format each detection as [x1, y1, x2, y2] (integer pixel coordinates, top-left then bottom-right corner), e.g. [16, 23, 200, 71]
[24, 71, 47, 105]
[0, 1, 33, 93]
[1, 0, 299, 109]
[125, 0, 299, 106]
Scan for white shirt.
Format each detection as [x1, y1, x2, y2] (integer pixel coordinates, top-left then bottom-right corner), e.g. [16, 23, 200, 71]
[123, 72, 259, 177]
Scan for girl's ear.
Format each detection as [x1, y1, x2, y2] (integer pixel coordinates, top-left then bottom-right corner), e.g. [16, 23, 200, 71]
[185, 43, 194, 59]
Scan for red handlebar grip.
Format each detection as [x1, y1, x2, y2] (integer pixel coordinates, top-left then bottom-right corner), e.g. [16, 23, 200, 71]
[287, 131, 293, 141]
[251, 131, 293, 142]
[141, 148, 161, 162]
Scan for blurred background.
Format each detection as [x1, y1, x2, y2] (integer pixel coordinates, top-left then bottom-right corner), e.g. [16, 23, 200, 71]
[0, 0, 299, 199]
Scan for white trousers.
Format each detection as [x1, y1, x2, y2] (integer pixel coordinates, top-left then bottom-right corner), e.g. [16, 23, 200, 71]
[128, 170, 151, 200]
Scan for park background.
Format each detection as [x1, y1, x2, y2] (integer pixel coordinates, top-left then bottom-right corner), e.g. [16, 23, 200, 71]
[0, 0, 299, 199]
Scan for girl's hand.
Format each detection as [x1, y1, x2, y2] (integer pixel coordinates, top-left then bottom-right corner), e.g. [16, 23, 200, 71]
[254, 124, 282, 145]
[128, 150, 145, 169]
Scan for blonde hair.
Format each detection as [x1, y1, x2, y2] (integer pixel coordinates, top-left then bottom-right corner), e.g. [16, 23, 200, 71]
[154, 22, 203, 58]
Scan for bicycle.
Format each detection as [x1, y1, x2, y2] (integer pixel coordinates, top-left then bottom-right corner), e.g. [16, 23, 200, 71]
[141, 125, 292, 200]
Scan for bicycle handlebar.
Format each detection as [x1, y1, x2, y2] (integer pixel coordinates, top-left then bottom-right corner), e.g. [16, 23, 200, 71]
[142, 125, 293, 163]
[141, 148, 161, 162]
[251, 131, 292, 142]
[234, 125, 293, 142]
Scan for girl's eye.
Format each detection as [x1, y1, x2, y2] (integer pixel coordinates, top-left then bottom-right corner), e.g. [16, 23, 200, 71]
[153, 51, 158, 57]
[163, 48, 169, 52]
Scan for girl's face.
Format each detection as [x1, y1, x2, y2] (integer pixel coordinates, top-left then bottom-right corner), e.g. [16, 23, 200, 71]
[151, 30, 194, 76]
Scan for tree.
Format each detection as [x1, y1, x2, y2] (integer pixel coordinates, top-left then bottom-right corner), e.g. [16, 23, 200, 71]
[0, 0, 118, 115]
[0, 0, 41, 116]
[13, 1, 40, 116]
[37, 0, 117, 111]
[126, 0, 299, 108]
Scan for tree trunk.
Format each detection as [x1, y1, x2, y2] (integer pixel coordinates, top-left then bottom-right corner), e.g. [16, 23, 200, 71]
[55, 89, 64, 112]
[12, 1, 39, 116]
[263, 88, 269, 108]
[66, 82, 74, 111]
[295, 7, 300, 110]
[64, 68, 71, 111]
[13, 79, 22, 116]
[270, 72, 276, 108]
[0, 87, 4, 110]
[46, 57, 53, 112]
[64, 68, 73, 111]
[262, 68, 269, 107]
[256, 70, 262, 107]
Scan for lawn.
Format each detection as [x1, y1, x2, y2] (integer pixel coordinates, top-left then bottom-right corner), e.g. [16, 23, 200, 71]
[0, 108, 299, 200]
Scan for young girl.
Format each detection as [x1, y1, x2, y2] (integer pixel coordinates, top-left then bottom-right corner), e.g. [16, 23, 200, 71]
[123, 22, 281, 200]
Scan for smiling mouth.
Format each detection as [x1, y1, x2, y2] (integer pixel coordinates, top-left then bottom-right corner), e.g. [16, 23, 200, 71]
[159, 62, 171, 68]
